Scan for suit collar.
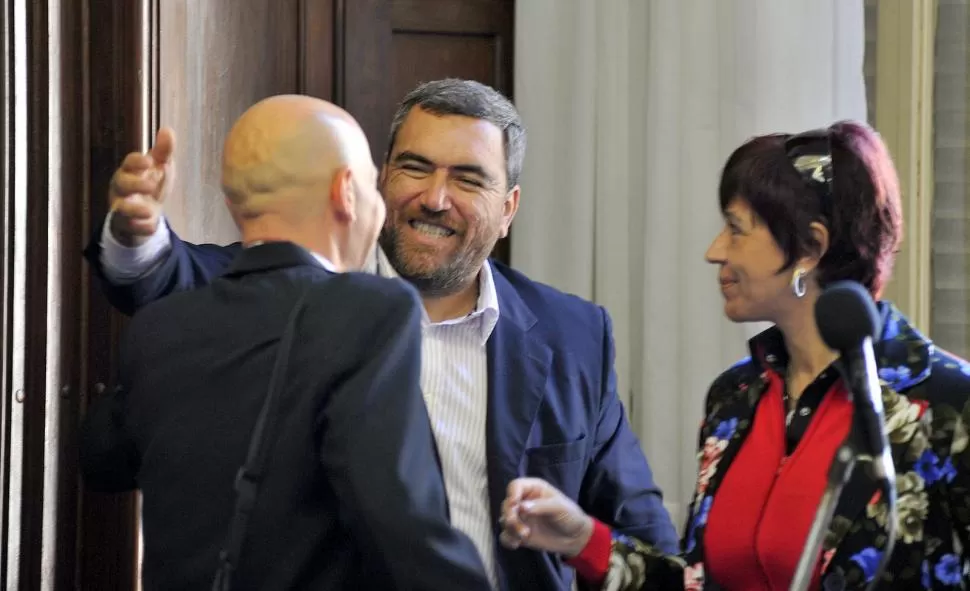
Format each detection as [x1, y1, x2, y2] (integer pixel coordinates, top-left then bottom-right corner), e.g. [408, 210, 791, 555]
[489, 265, 534, 331]
[483, 268, 550, 588]
[245, 240, 337, 272]
[223, 241, 330, 278]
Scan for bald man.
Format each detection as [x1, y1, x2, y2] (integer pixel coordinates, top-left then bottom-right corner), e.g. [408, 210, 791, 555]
[79, 96, 492, 591]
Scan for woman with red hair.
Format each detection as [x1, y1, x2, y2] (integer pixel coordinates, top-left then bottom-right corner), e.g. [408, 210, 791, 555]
[499, 121, 970, 590]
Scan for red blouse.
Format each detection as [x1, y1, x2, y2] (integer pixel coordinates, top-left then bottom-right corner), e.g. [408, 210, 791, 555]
[703, 370, 852, 590]
[569, 370, 852, 590]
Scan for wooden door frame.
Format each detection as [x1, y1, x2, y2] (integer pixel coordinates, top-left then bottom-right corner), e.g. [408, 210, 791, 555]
[77, 1, 153, 588]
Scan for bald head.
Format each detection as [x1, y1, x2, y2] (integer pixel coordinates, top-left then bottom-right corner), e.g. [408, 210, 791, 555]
[221, 95, 374, 218]
[219, 95, 385, 271]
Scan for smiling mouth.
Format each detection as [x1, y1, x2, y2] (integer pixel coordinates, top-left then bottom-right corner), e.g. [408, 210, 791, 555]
[409, 220, 456, 238]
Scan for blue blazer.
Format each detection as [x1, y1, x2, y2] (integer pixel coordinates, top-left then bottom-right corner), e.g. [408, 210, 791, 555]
[83, 228, 679, 590]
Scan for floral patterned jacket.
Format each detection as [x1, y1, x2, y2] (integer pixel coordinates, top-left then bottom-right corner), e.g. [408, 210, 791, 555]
[598, 303, 970, 591]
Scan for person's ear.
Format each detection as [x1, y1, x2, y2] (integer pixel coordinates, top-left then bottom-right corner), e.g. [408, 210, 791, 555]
[329, 167, 356, 223]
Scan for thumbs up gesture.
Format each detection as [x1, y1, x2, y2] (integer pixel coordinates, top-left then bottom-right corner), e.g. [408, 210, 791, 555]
[108, 127, 176, 246]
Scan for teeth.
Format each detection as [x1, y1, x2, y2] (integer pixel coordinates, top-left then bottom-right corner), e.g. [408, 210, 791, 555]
[411, 221, 453, 238]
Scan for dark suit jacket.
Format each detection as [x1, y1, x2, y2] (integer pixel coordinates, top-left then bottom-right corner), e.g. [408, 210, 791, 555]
[79, 242, 492, 591]
[83, 228, 680, 591]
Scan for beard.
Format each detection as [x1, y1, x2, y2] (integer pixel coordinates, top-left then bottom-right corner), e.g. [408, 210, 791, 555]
[378, 221, 498, 297]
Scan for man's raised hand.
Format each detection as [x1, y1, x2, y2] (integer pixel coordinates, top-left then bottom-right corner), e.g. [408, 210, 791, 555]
[108, 127, 175, 246]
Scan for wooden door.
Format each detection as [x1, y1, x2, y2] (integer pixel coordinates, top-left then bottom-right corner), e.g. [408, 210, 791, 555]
[337, 0, 516, 263]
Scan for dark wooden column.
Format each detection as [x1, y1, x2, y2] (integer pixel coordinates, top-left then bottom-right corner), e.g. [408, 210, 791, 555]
[77, 3, 151, 588]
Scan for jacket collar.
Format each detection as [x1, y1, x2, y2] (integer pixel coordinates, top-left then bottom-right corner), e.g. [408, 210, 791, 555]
[872, 302, 933, 391]
[223, 241, 330, 278]
[745, 301, 933, 392]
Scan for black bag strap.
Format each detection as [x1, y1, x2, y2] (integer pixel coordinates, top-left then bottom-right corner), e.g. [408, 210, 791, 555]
[212, 291, 309, 591]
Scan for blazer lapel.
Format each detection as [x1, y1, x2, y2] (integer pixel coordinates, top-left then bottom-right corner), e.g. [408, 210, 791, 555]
[484, 272, 551, 584]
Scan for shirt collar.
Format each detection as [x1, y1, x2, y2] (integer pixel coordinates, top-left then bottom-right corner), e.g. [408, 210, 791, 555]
[372, 247, 500, 344]
[309, 252, 338, 273]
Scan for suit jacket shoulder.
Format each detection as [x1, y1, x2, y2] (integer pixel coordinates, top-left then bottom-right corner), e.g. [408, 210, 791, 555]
[120, 268, 422, 398]
[129, 266, 417, 334]
[296, 272, 421, 340]
[917, 346, 970, 411]
[490, 260, 608, 338]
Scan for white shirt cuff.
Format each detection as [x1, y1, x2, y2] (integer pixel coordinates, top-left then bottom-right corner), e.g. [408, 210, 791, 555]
[99, 211, 173, 284]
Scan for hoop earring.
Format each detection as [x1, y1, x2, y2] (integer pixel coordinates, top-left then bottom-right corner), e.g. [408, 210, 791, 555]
[791, 268, 807, 298]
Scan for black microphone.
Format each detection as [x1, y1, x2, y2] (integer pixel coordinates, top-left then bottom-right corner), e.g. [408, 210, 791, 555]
[814, 281, 898, 590]
[815, 280, 894, 482]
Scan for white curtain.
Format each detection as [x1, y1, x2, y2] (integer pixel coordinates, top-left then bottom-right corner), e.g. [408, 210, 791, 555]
[513, 0, 866, 528]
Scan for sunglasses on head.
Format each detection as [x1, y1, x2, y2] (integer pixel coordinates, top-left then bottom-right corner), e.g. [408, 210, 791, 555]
[784, 128, 835, 205]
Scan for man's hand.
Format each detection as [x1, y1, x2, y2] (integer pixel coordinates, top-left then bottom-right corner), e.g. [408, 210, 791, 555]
[108, 127, 175, 246]
[499, 477, 594, 558]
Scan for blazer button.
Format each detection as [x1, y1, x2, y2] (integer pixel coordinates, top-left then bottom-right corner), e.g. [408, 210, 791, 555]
[823, 571, 846, 591]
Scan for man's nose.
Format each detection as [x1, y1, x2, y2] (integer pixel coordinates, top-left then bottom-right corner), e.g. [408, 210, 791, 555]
[420, 170, 451, 211]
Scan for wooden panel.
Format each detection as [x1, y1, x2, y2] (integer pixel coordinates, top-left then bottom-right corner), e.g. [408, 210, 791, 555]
[2, 0, 25, 587]
[6, 0, 126, 588]
[1, 0, 130, 588]
[391, 34, 497, 103]
[340, 0, 393, 158]
[392, 0, 511, 34]
[341, 0, 514, 161]
[158, 0, 305, 245]
[0, 0, 12, 584]
[338, 0, 515, 264]
[79, 2, 147, 588]
[20, 0, 53, 584]
[302, 0, 336, 100]
[48, 0, 90, 587]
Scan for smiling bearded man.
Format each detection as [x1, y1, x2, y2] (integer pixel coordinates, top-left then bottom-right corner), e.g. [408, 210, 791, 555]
[83, 79, 679, 591]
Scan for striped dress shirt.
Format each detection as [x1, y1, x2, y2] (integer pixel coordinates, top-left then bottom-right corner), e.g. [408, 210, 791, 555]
[372, 248, 500, 588]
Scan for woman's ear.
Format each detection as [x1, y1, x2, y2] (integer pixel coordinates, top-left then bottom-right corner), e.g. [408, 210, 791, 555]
[798, 221, 830, 271]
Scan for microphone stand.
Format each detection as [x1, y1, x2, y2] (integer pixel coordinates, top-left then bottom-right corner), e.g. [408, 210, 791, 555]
[790, 439, 857, 591]
[790, 351, 898, 591]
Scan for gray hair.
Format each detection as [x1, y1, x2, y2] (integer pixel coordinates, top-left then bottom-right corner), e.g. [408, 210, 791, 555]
[385, 78, 527, 188]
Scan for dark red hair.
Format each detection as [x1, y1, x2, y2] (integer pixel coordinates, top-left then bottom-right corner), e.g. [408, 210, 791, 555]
[718, 120, 903, 298]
